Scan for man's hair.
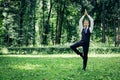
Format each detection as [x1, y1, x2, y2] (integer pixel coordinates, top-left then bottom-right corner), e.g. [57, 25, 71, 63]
[84, 19, 89, 22]
[83, 19, 90, 23]
[83, 15, 90, 22]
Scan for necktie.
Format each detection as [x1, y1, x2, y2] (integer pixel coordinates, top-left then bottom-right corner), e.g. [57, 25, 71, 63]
[85, 28, 87, 33]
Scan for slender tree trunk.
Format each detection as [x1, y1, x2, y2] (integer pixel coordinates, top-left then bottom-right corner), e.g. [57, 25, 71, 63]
[41, 0, 45, 44]
[115, 1, 120, 47]
[101, 0, 106, 43]
[55, 0, 65, 44]
[41, 0, 49, 45]
[18, 0, 25, 46]
[47, 0, 52, 22]
[55, 3, 59, 44]
[114, 18, 117, 47]
[118, 18, 120, 46]
[32, 0, 36, 46]
[51, 23, 54, 45]
[118, 0, 120, 46]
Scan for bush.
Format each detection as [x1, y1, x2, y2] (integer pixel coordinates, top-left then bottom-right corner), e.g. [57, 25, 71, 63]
[0, 46, 119, 54]
[90, 47, 120, 54]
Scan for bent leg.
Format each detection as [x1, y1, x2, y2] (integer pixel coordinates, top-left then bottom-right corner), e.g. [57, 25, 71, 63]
[70, 41, 84, 58]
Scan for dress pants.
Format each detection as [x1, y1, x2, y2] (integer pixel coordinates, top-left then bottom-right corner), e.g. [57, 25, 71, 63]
[70, 40, 89, 70]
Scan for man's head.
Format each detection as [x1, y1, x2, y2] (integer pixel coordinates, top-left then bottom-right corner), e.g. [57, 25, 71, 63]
[84, 19, 89, 28]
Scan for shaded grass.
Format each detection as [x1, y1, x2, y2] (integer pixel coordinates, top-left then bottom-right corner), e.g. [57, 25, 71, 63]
[0, 55, 120, 80]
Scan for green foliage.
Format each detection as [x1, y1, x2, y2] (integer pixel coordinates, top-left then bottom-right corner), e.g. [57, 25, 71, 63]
[0, 56, 120, 80]
[0, 46, 119, 54]
[0, 0, 119, 46]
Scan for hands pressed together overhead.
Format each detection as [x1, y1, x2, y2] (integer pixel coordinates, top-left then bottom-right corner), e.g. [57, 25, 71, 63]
[84, 9, 88, 16]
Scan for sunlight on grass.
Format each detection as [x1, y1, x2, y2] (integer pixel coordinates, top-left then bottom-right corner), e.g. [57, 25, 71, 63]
[13, 64, 40, 70]
[89, 54, 120, 57]
[0, 55, 120, 80]
[0, 54, 120, 58]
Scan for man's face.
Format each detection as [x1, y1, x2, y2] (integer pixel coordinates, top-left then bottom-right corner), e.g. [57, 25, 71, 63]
[84, 20, 89, 27]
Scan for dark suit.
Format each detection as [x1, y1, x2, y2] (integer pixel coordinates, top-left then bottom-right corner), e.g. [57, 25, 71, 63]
[70, 27, 91, 70]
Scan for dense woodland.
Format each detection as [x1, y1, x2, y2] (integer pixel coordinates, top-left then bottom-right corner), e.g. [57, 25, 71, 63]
[0, 0, 120, 47]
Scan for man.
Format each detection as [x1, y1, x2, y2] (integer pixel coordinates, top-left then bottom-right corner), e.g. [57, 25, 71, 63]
[70, 9, 94, 71]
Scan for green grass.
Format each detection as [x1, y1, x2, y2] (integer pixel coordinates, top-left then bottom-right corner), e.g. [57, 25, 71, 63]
[0, 55, 120, 80]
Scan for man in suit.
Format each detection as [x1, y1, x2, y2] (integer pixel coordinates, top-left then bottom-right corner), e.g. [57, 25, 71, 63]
[70, 9, 94, 71]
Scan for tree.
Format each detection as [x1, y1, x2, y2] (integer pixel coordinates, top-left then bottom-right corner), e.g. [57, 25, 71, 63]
[55, 0, 65, 44]
[40, 0, 49, 45]
[0, 0, 119, 47]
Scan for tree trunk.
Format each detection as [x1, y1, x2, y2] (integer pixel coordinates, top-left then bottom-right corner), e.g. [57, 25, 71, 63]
[118, 0, 120, 46]
[32, 0, 36, 46]
[101, 0, 106, 43]
[41, 0, 45, 44]
[55, 0, 65, 44]
[41, 0, 49, 45]
[47, 0, 52, 23]
[18, 0, 25, 46]
[114, 18, 117, 47]
[118, 18, 120, 46]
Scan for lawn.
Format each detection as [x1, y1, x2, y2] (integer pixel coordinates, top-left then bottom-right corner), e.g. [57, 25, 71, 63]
[0, 54, 120, 80]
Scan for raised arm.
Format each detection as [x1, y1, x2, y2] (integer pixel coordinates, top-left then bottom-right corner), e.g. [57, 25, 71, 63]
[87, 14, 94, 33]
[79, 15, 85, 32]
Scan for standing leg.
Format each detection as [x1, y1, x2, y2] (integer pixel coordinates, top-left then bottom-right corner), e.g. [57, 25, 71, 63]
[70, 41, 84, 58]
[83, 45, 89, 70]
